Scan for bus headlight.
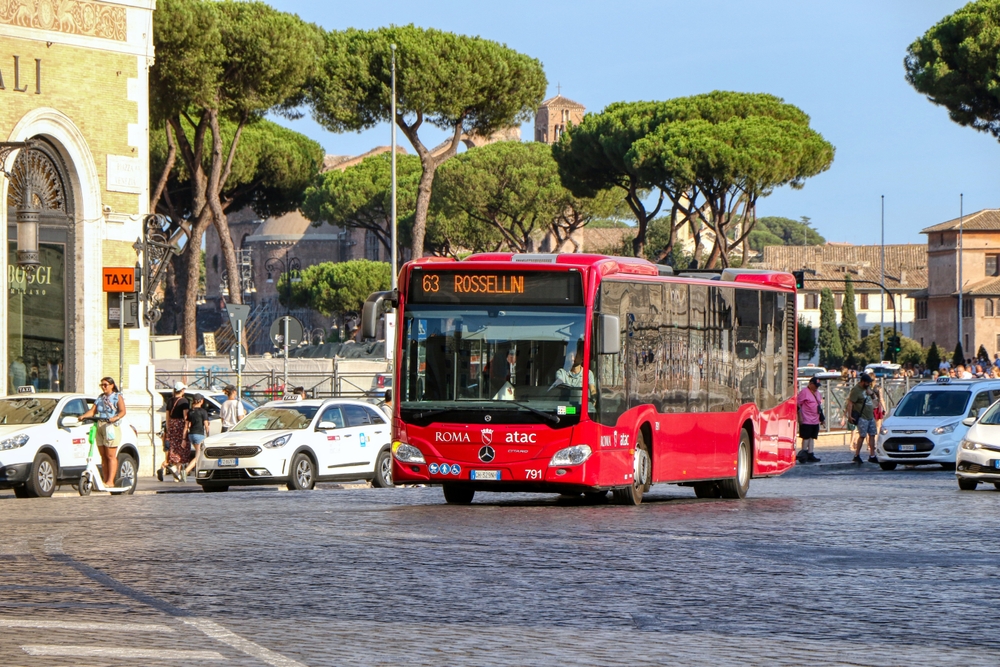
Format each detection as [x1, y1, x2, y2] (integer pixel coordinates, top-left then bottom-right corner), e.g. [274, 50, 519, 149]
[392, 441, 425, 464]
[550, 445, 592, 466]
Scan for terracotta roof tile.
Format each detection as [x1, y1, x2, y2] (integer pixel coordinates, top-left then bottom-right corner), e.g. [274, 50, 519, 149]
[753, 244, 927, 291]
[540, 94, 586, 109]
[920, 208, 1000, 234]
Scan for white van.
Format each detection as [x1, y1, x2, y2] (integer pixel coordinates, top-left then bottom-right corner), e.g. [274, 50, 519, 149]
[876, 377, 1000, 470]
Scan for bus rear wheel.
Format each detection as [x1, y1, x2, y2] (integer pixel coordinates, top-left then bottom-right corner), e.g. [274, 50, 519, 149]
[613, 433, 651, 506]
[443, 485, 475, 505]
[719, 430, 751, 499]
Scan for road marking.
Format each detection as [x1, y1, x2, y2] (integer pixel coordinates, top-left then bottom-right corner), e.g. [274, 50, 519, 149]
[22, 645, 225, 660]
[184, 618, 308, 667]
[0, 539, 29, 556]
[44, 541, 310, 667]
[0, 618, 174, 633]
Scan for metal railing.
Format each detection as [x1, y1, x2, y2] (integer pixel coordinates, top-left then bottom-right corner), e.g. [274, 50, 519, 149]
[154, 369, 382, 404]
[796, 376, 925, 433]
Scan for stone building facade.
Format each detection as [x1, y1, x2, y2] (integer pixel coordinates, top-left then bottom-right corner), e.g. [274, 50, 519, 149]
[912, 209, 1000, 357]
[0, 0, 156, 449]
[534, 94, 585, 144]
[755, 244, 928, 363]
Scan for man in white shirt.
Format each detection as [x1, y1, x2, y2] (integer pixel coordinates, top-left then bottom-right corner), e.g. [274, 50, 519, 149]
[220, 385, 246, 432]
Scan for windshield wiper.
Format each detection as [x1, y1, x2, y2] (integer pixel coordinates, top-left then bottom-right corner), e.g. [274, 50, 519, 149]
[505, 400, 560, 424]
[412, 407, 454, 420]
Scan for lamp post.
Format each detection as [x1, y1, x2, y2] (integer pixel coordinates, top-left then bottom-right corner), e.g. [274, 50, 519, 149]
[958, 194, 964, 357]
[1, 140, 42, 278]
[387, 42, 399, 369]
[265, 251, 301, 393]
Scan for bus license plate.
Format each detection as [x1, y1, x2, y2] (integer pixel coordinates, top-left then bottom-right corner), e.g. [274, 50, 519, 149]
[471, 470, 500, 481]
[899, 444, 916, 452]
[218, 458, 238, 467]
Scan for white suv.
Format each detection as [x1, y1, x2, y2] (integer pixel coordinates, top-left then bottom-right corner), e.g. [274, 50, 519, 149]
[195, 398, 393, 492]
[0, 393, 141, 497]
[876, 378, 1000, 470]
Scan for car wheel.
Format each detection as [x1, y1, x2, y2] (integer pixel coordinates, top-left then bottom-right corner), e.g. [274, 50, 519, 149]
[879, 462, 897, 471]
[201, 484, 229, 493]
[958, 477, 979, 491]
[372, 449, 393, 488]
[78, 471, 93, 496]
[719, 430, 752, 499]
[115, 452, 138, 495]
[694, 482, 721, 498]
[25, 453, 57, 498]
[613, 432, 651, 505]
[12, 485, 30, 498]
[442, 485, 475, 504]
[287, 453, 315, 491]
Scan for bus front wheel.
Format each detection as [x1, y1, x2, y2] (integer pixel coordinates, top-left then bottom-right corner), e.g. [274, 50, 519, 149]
[719, 430, 751, 499]
[613, 433, 651, 506]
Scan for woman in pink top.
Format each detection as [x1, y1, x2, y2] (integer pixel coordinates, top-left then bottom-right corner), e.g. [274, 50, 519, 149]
[796, 377, 825, 463]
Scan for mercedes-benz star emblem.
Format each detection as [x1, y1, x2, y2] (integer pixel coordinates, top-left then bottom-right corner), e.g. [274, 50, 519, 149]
[478, 446, 496, 463]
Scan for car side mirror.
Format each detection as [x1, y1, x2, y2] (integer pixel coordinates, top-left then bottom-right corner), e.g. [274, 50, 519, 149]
[60, 415, 80, 428]
[962, 417, 977, 427]
[317, 421, 338, 431]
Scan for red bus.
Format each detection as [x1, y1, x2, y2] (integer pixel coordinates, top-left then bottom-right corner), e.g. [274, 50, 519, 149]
[363, 253, 798, 505]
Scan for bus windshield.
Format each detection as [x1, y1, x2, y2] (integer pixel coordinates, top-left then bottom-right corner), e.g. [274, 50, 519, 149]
[399, 305, 588, 424]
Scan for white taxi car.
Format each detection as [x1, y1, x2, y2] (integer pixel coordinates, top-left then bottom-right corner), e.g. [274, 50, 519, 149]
[956, 398, 1000, 491]
[195, 398, 393, 492]
[0, 392, 141, 497]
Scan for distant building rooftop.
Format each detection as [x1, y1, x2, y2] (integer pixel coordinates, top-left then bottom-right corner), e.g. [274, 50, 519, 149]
[921, 208, 1000, 234]
[754, 244, 927, 291]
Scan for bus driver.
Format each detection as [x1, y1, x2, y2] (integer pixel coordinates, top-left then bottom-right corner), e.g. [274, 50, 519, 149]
[555, 341, 596, 397]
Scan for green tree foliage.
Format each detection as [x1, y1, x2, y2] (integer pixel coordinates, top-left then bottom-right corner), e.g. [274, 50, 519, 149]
[748, 216, 825, 251]
[953, 341, 966, 367]
[856, 327, 924, 367]
[839, 276, 860, 363]
[429, 142, 618, 255]
[818, 287, 843, 368]
[301, 152, 421, 261]
[899, 337, 927, 367]
[926, 342, 941, 371]
[797, 316, 817, 359]
[283, 260, 391, 316]
[906, 1, 1000, 142]
[308, 25, 547, 259]
[150, 0, 323, 352]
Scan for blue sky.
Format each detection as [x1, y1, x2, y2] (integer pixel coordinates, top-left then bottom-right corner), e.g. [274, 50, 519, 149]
[266, 0, 997, 245]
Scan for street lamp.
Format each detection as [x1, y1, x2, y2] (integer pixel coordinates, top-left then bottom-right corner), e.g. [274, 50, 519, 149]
[1, 140, 41, 277]
[265, 251, 301, 313]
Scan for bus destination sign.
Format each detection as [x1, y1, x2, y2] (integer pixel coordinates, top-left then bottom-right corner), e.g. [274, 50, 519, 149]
[409, 270, 583, 306]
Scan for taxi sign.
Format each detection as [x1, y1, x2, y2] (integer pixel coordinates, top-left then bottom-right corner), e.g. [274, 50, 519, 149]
[281, 393, 303, 401]
[16, 385, 36, 394]
[103, 267, 138, 293]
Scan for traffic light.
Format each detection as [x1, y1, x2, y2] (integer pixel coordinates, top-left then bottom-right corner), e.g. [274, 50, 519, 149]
[792, 270, 805, 289]
[892, 336, 902, 354]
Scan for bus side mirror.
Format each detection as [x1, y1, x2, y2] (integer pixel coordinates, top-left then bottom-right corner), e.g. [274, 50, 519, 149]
[361, 290, 397, 340]
[598, 314, 620, 355]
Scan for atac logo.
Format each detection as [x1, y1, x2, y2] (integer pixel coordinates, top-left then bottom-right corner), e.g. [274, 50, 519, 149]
[481, 428, 493, 445]
[505, 431, 537, 443]
[435, 431, 471, 443]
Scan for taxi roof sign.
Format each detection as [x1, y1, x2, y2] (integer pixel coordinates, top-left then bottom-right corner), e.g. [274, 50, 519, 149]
[103, 267, 138, 293]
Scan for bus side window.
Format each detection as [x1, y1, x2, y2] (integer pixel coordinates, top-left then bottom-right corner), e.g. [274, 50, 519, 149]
[597, 281, 627, 427]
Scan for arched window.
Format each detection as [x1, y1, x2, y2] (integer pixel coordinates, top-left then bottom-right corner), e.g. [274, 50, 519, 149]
[986, 299, 995, 317]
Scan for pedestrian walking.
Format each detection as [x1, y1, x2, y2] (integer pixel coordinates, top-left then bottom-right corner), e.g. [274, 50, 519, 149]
[796, 377, 824, 463]
[182, 395, 209, 482]
[162, 382, 190, 480]
[220, 385, 245, 433]
[846, 373, 879, 464]
[79, 377, 126, 487]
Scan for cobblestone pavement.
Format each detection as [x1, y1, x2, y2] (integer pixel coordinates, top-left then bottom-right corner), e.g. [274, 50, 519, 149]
[1, 460, 998, 666]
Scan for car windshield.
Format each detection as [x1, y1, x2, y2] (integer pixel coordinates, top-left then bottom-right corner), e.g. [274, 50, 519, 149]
[894, 390, 971, 417]
[0, 398, 58, 424]
[232, 406, 318, 431]
[399, 305, 587, 423]
[977, 401, 1000, 425]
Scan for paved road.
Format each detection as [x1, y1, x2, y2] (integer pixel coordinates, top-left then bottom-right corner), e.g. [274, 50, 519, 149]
[1, 461, 998, 666]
